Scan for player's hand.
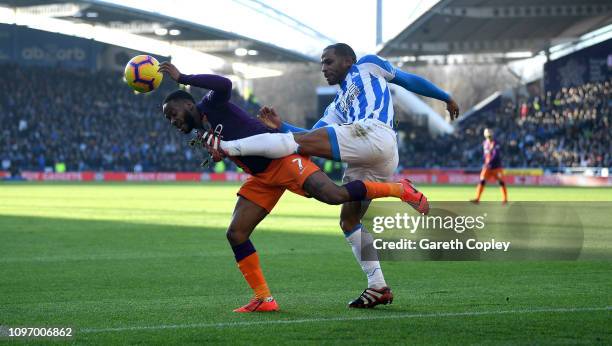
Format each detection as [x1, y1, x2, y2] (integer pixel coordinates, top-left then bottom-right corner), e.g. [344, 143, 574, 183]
[257, 106, 282, 129]
[446, 99, 460, 121]
[158, 61, 181, 81]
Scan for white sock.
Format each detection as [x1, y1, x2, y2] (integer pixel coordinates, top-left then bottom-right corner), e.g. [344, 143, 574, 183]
[345, 225, 387, 289]
[219, 132, 298, 158]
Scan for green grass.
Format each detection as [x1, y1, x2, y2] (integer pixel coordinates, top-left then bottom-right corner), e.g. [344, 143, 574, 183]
[0, 183, 611, 344]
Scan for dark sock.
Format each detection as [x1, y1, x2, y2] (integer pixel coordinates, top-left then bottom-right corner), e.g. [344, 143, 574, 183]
[231, 239, 255, 262]
[343, 180, 367, 201]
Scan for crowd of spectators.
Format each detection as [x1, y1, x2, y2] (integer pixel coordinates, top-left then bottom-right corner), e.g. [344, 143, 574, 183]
[0, 64, 259, 173]
[1, 64, 609, 173]
[401, 80, 611, 170]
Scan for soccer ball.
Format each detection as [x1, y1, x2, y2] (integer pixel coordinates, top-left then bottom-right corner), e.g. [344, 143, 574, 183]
[124, 55, 163, 93]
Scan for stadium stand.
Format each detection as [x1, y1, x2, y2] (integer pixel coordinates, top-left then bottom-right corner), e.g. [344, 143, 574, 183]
[401, 79, 611, 170]
[0, 64, 260, 173]
[2, 62, 608, 175]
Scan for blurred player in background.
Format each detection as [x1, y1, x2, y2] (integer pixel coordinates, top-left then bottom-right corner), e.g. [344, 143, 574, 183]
[158, 61, 426, 312]
[210, 43, 459, 308]
[471, 128, 508, 204]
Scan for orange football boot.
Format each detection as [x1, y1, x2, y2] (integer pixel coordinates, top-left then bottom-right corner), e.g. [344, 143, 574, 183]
[400, 179, 429, 215]
[233, 297, 279, 313]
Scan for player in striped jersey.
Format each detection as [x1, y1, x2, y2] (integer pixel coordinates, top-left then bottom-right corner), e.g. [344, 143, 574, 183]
[212, 43, 459, 308]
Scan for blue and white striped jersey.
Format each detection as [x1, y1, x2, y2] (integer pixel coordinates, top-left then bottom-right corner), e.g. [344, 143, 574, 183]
[319, 55, 396, 128]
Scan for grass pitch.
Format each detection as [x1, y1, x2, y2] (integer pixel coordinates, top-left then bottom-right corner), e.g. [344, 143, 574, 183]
[0, 183, 610, 344]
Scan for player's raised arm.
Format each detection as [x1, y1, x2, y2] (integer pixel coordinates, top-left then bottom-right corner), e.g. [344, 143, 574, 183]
[357, 55, 459, 120]
[257, 106, 310, 133]
[390, 70, 450, 102]
[276, 100, 344, 133]
[391, 69, 459, 119]
[158, 61, 231, 104]
[260, 109, 338, 134]
[256, 105, 333, 133]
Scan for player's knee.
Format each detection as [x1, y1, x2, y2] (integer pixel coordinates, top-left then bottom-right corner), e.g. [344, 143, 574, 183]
[499, 180, 506, 186]
[479, 179, 486, 185]
[295, 131, 326, 157]
[340, 219, 359, 232]
[226, 228, 248, 245]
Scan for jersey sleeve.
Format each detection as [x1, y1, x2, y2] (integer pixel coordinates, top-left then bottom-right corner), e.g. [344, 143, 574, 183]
[311, 119, 329, 129]
[279, 122, 308, 133]
[356, 54, 396, 81]
[390, 70, 450, 102]
[177, 74, 232, 104]
[277, 101, 341, 132]
[356, 55, 451, 102]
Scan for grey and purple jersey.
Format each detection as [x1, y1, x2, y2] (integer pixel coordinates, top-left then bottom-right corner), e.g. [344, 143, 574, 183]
[178, 73, 275, 175]
[483, 139, 502, 169]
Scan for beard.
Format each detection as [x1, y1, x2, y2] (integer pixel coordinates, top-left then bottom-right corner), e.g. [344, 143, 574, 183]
[181, 113, 197, 133]
[180, 124, 192, 134]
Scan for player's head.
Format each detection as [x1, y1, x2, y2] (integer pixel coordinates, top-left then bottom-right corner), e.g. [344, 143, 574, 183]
[162, 90, 202, 134]
[483, 128, 494, 139]
[321, 43, 356, 85]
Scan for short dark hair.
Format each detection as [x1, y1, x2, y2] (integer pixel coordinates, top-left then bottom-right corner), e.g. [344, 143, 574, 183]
[163, 89, 194, 105]
[324, 43, 356, 63]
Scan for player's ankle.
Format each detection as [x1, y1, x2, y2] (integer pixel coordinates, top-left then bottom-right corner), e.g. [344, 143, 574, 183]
[369, 283, 387, 289]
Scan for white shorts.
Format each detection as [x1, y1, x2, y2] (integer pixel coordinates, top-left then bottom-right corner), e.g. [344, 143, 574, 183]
[326, 118, 399, 183]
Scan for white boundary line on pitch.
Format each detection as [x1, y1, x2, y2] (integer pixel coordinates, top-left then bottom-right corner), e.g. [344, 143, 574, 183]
[80, 306, 611, 334]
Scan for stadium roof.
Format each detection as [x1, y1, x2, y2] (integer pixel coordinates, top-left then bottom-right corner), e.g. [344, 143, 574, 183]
[0, 0, 318, 63]
[379, 0, 612, 59]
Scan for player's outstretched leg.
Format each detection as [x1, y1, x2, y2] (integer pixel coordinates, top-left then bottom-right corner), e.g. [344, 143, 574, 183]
[216, 127, 336, 161]
[304, 172, 429, 214]
[354, 179, 428, 214]
[218, 132, 299, 158]
[227, 197, 279, 313]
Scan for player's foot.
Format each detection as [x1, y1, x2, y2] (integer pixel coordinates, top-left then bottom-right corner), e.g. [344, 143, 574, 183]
[233, 297, 279, 313]
[502, 200, 508, 205]
[200, 130, 228, 161]
[470, 199, 480, 204]
[400, 179, 429, 215]
[348, 287, 393, 309]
